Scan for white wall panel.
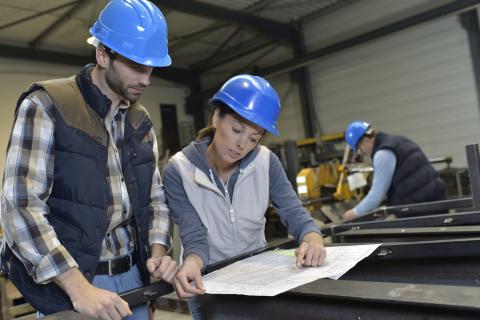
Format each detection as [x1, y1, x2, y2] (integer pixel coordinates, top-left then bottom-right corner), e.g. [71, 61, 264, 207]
[307, 15, 480, 166]
[304, 0, 455, 50]
[263, 73, 305, 145]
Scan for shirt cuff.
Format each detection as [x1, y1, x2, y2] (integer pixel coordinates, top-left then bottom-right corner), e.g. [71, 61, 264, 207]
[149, 232, 171, 249]
[33, 245, 78, 284]
[298, 226, 322, 244]
[183, 247, 209, 271]
[352, 207, 362, 217]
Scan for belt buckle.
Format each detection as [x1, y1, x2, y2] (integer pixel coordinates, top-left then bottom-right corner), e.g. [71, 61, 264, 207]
[108, 259, 113, 277]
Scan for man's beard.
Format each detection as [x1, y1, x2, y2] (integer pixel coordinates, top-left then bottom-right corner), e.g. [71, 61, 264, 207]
[105, 63, 141, 103]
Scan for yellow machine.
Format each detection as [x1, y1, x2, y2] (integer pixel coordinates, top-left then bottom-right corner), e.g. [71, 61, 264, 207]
[296, 160, 358, 203]
[295, 137, 368, 220]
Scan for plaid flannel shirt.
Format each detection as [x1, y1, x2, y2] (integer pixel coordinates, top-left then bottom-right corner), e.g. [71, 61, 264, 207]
[1, 89, 170, 284]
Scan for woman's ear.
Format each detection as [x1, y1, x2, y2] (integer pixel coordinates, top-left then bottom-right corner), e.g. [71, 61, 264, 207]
[212, 109, 220, 129]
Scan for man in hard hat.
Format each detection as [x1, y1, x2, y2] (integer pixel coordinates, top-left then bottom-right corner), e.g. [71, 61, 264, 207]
[0, 1, 177, 318]
[342, 121, 447, 221]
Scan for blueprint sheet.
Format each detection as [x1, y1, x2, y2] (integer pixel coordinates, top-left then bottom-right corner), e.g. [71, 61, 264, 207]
[202, 244, 381, 296]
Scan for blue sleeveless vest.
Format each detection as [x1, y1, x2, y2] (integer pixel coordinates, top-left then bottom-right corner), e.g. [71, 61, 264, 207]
[1, 70, 155, 314]
[373, 132, 447, 205]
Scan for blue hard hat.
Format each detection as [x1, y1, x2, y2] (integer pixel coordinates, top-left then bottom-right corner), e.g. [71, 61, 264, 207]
[345, 121, 371, 150]
[89, 0, 171, 67]
[210, 75, 281, 136]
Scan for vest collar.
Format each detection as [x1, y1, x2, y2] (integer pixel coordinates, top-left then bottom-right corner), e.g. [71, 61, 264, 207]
[193, 167, 224, 196]
[76, 64, 111, 119]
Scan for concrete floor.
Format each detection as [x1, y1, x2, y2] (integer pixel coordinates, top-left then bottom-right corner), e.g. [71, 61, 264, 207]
[153, 292, 191, 320]
[154, 309, 191, 320]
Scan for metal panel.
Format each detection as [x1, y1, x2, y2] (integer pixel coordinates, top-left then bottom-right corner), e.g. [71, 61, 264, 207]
[308, 15, 480, 166]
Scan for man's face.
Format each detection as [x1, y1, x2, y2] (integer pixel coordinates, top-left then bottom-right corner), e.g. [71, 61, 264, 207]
[357, 136, 373, 156]
[105, 54, 153, 103]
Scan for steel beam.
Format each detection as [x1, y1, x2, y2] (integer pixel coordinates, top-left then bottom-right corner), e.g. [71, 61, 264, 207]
[466, 144, 480, 209]
[0, 44, 198, 86]
[258, 0, 480, 77]
[336, 225, 480, 243]
[0, 1, 79, 31]
[209, 280, 480, 319]
[291, 24, 318, 137]
[460, 9, 480, 114]
[460, 9, 480, 116]
[323, 209, 480, 237]
[29, 0, 91, 49]
[153, 0, 297, 44]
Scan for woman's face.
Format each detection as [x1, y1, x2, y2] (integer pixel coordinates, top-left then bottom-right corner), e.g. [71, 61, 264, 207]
[212, 111, 264, 164]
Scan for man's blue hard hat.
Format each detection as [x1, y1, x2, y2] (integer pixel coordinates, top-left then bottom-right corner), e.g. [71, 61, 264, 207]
[89, 0, 171, 67]
[345, 121, 371, 150]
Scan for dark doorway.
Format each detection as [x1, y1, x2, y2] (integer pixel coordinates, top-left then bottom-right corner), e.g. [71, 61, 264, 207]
[160, 104, 180, 154]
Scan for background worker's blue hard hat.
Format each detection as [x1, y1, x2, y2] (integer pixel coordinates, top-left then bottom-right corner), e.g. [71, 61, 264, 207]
[345, 121, 371, 150]
[89, 0, 171, 67]
[210, 75, 281, 136]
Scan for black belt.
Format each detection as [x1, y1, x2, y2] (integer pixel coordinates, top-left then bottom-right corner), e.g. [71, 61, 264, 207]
[96, 254, 136, 276]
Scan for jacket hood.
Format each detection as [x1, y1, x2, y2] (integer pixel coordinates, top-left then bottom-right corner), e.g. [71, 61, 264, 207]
[182, 137, 261, 178]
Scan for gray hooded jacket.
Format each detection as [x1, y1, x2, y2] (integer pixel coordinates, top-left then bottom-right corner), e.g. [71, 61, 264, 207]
[163, 138, 320, 267]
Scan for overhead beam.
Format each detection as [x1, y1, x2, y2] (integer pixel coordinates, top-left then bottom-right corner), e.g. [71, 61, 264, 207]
[258, 0, 480, 77]
[0, 1, 79, 31]
[152, 0, 297, 44]
[169, 0, 280, 51]
[192, 27, 242, 70]
[0, 44, 198, 86]
[197, 39, 275, 72]
[30, 0, 91, 49]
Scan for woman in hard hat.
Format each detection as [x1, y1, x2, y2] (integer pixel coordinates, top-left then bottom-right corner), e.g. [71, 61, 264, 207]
[163, 74, 326, 319]
[342, 121, 447, 221]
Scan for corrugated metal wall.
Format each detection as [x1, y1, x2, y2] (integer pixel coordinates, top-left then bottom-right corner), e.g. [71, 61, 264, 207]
[304, 6, 480, 166]
[263, 74, 306, 145]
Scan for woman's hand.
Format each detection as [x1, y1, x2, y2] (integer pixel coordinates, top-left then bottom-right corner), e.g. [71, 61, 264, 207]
[174, 254, 206, 299]
[295, 232, 327, 267]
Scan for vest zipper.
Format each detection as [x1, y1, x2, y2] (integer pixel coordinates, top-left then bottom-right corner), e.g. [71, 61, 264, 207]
[223, 187, 235, 223]
[210, 169, 235, 223]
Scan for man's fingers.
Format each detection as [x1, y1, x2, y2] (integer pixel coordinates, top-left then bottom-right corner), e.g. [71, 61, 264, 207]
[105, 306, 121, 320]
[113, 296, 132, 318]
[146, 258, 159, 273]
[163, 261, 179, 283]
[98, 311, 112, 320]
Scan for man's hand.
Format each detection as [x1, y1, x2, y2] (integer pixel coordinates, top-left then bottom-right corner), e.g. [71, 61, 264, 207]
[147, 244, 178, 284]
[342, 209, 357, 221]
[295, 232, 326, 268]
[174, 254, 205, 299]
[146, 255, 178, 284]
[56, 268, 131, 320]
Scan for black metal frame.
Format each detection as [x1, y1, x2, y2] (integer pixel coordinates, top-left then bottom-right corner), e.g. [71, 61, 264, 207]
[466, 144, 480, 209]
[322, 206, 480, 237]
[334, 226, 480, 243]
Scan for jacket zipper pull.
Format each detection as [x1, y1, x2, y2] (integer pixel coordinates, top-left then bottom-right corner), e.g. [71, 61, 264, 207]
[229, 208, 235, 222]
